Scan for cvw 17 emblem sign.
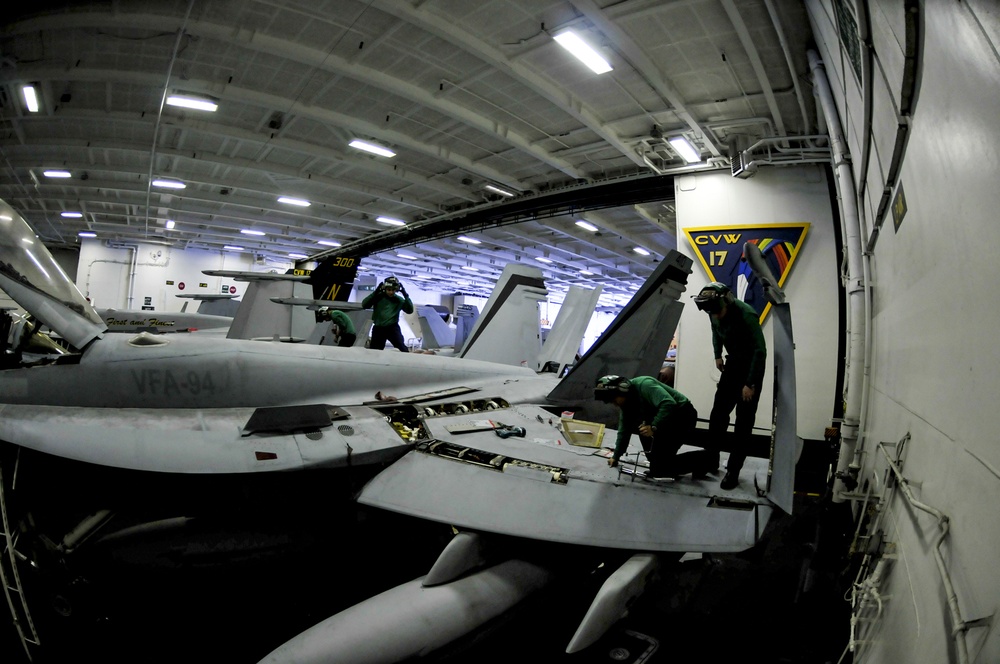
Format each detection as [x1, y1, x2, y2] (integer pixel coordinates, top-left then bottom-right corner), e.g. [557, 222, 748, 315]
[684, 223, 810, 325]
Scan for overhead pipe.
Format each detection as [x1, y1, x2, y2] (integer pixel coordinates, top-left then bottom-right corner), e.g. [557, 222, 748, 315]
[807, 50, 871, 504]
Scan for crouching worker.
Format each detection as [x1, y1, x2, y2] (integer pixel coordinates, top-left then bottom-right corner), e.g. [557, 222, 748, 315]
[594, 374, 717, 480]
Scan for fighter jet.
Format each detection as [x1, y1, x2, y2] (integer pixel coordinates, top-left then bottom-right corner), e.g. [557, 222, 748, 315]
[0, 197, 799, 663]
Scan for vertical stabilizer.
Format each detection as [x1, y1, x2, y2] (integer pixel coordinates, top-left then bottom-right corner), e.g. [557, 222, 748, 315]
[306, 255, 361, 302]
[536, 285, 603, 373]
[458, 264, 546, 367]
[546, 251, 692, 404]
[415, 304, 456, 349]
[226, 280, 314, 341]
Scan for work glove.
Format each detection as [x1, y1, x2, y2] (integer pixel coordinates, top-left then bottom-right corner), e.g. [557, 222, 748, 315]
[399, 285, 409, 297]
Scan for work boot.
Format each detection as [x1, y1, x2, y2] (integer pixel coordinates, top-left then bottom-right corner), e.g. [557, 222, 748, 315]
[720, 470, 739, 490]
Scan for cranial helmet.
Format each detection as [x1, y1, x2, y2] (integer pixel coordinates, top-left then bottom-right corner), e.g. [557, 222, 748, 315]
[383, 276, 401, 290]
[692, 281, 733, 313]
[594, 375, 630, 402]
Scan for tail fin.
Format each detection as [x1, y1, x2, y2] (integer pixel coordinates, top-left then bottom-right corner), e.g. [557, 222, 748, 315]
[458, 264, 547, 367]
[537, 284, 603, 374]
[546, 250, 693, 404]
[304, 255, 362, 302]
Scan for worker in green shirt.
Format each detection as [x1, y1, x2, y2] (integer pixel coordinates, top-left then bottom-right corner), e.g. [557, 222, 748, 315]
[318, 307, 356, 347]
[361, 275, 414, 351]
[594, 374, 715, 480]
[693, 282, 767, 490]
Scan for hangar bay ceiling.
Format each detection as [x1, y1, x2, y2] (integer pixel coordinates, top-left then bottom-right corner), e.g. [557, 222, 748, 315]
[0, 0, 819, 305]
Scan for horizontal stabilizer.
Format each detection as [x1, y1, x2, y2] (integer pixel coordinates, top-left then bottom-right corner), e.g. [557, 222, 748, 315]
[269, 297, 363, 310]
[203, 270, 310, 282]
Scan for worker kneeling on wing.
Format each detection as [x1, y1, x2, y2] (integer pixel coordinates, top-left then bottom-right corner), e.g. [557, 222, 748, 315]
[595, 374, 717, 480]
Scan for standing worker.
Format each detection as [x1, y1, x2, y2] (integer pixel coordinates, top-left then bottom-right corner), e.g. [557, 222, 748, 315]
[692, 282, 767, 490]
[318, 307, 357, 347]
[362, 275, 414, 351]
[594, 374, 715, 480]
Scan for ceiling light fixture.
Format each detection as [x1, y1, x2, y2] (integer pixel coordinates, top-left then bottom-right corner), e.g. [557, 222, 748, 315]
[152, 179, 186, 189]
[165, 94, 218, 112]
[580, 269, 595, 276]
[22, 85, 40, 113]
[165, 220, 176, 229]
[78, 231, 96, 238]
[575, 220, 598, 232]
[224, 245, 245, 251]
[397, 252, 418, 260]
[43, 170, 71, 178]
[669, 136, 701, 164]
[61, 211, 83, 218]
[633, 247, 651, 256]
[535, 256, 553, 264]
[376, 216, 406, 226]
[484, 184, 515, 198]
[349, 139, 396, 158]
[457, 236, 481, 244]
[553, 31, 613, 74]
[461, 265, 479, 272]
[317, 240, 341, 247]
[288, 253, 308, 259]
[240, 229, 266, 236]
[277, 196, 310, 207]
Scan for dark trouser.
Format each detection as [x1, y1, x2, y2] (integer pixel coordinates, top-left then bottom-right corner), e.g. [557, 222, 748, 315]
[709, 361, 762, 476]
[369, 323, 409, 352]
[643, 403, 714, 477]
[338, 332, 357, 347]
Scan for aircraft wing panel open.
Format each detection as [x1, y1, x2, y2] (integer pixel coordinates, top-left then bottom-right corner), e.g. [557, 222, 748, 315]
[358, 404, 775, 553]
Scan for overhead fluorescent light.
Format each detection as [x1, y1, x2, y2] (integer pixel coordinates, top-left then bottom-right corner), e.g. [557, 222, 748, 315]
[553, 31, 613, 74]
[317, 240, 341, 247]
[224, 245, 245, 251]
[152, 179, 186, 189]
[669, 136, 701, 164]
[461, 265, 479, 272]
[240, 229, 266, 236]
[43, 170, 71, 178]
[61, 211, 83, 218]
[22, 85, 40, 113]
[535, 256, 553, 264]
[484, 184, 515, 198]
[457, 236, 481, 244]
[165, 94, 218, 112]
[277, 196, 310, 207]
[165, 220, 176, 229]
[288, 253, 308, 259]
[580, 269, 595, 276]
[397, 252, 418, 260]
[575, 220, 598, 232]
[376, 216, 406, 226]
[349, 139, 395, 158]
[633, 247, 651, 256]
[78, 231, 96, 238]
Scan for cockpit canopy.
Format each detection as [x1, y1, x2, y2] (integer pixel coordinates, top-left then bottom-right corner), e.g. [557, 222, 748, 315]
[0, 200, 106, 349]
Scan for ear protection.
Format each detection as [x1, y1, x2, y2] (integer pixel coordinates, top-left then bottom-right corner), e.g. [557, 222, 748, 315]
[594, 374, 630, 401]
